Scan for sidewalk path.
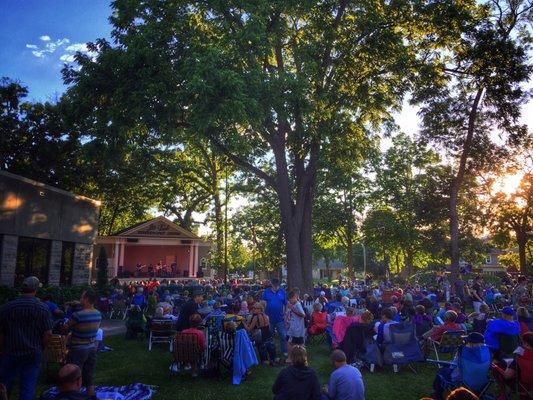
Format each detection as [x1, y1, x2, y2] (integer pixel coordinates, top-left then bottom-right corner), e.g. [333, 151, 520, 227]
[101, 319, 126, 337]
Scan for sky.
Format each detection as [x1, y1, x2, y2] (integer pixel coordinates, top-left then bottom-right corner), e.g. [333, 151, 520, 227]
[0, 0, 111, 102]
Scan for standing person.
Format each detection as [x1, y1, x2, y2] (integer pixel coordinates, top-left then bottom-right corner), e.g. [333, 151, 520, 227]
[453, 274, 465, 308]
[176, 289, 203, 331]
[263, 278, 288, 360]
[323, 350, 365, 400]
[0, 276, 52, 400]
[286, 290, 306, 363]
[62, 290, 102, 398]
[471, 276, 485, 314]
[272, 346, 321, 400]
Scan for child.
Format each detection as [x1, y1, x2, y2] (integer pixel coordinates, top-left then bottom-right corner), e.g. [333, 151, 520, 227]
[286, 290, 305, 363]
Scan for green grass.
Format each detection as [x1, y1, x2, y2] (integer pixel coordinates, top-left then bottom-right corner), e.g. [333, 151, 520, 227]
[35, 336, 441, 400]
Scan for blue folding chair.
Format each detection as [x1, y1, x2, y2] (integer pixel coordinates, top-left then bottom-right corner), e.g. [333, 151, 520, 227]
[384, 323, 425, 373]
[430, 345, 493, 400]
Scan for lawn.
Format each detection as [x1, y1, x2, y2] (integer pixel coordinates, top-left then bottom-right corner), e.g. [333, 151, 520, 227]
[36, 335, 440, 400]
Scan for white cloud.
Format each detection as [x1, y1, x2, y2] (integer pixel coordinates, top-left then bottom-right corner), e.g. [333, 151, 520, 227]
[65, 43, 88, 53]
[59, 54, 76, 63]
[28, 37, 72, 59]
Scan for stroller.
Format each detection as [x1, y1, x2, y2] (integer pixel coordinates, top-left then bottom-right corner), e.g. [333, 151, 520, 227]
[431, 345, 493, 400]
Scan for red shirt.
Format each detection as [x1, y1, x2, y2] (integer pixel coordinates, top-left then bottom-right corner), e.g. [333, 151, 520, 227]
[182, 327, 207, 350]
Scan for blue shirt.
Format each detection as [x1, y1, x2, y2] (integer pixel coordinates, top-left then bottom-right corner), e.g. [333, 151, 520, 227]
[484, 318, 520, 350]
[328, 364, 365, 400]
[263, 287, 286, 324]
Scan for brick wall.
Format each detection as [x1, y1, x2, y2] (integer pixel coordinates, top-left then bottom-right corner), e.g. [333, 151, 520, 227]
[0, 235, 18, 286]
[72, 243, 93, 285]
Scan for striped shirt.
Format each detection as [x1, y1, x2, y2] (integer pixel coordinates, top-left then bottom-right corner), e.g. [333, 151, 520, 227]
[67, 308, 102, 347]
[0, 296, 52, 356]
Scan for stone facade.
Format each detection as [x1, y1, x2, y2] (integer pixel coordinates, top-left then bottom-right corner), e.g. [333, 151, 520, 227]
[0, 171, 100, 286]
[72, 243, 93, 285]
[0, 235, 18, 286]
[48, 240, 63, 285]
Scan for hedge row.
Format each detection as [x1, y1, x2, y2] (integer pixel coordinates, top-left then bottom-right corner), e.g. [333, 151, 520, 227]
[0, 284, 113, 307]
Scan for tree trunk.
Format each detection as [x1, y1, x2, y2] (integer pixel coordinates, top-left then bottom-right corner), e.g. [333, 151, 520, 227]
[212, 182, 224, 276]
[449, 87, 484, 280]
[347, 235, 354, 278]
[516, 230, 527, 274]
[405, 248, 413, 277]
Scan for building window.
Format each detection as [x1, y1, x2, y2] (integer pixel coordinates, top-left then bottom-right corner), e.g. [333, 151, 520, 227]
[61, 242, 75, 286]
[15, 237, 51, 286]
[485, 255, 492, 264]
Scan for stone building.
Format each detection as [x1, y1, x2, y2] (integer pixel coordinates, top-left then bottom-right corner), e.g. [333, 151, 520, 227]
[0, 171, 100, 287]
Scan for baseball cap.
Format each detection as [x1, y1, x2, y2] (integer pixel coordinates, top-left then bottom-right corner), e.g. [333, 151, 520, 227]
[22, 276, 40, 291]
[466, 332, 484, 344]
[501, 306, 514, 316]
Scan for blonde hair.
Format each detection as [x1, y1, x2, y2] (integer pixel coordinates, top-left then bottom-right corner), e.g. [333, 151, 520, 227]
[290, 345, 308, 367]
[361, 310, 373, 324]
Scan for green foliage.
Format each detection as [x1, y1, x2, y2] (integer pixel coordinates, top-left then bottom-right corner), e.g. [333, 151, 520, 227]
[0, 285, 93, 307]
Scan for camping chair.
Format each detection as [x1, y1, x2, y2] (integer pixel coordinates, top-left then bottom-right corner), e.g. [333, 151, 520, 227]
[170, 333, 203, 377]
[430, 345, 492, 400]
[218, 331, 236, 372]
[148, 319, 176, 351]
[430, 330, 466, 364]
[384, 323, 425, 373]
[42, 334, 68, 380]
[339, 323, 375, 364]
[110, 299, 127, 319]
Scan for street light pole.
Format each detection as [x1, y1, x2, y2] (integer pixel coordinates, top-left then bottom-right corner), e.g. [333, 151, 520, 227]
[360, 241, 367, 278]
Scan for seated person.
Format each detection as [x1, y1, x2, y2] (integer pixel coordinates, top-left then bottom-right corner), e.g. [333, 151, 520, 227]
[332, 307, 360, 347]
[413, 305, 433, 339]
[204, 301, 226, 320]
[432, 332, 490, 400]
[181, 313, 207, 378]
[308, 303, 328, 335]
[469, 304, 490, 334]
[131, 288, 146, 308]
[224, 304, 245, 330]
[244, 302, 277, 365]
[374, 308, 398, 345]
[424, 310, 462, 343]
[125, 305, 146, 339]
[516, 307, 533, 337]
[272, 346, 321, 400]
[323, 349, 365, 400]
[54, 364, 89, 400]
[484, 306, 520, 357]
[499, 331, 533, 399]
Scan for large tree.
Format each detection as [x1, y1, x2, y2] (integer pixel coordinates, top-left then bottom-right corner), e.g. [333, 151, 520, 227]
[64, 0, 474, 291]
[414, 0, 532, 278]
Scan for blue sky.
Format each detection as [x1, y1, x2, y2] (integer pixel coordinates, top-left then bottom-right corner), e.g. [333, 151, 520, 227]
[0, 0, 112, 102]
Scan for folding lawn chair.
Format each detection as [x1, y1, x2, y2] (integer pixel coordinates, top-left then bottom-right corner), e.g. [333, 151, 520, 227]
[384, 323, 425, 373]
[430, 345, 492, 400]
[430, 330, 466, 364]
[42, 334, 68, 381]
[148, 318, 176, 351]
[170, 333, 203, 377]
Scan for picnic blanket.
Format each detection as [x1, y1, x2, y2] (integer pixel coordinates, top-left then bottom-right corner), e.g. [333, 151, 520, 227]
[40, 383, 156, 400]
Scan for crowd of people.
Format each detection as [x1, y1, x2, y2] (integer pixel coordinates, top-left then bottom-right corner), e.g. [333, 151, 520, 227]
[0, 271, 531, 400]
